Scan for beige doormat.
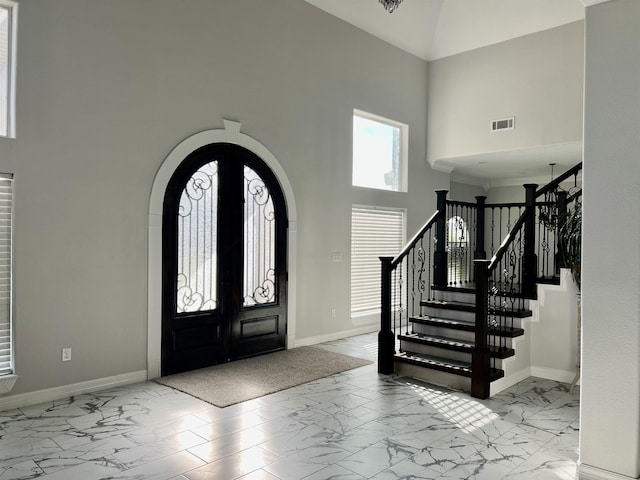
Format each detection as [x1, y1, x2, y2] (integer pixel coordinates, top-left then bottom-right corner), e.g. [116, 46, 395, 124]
[155, 346, 373, 407]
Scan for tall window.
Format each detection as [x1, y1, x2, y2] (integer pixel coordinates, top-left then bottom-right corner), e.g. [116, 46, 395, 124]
[351, 206, 405, 318]
[0, 0, 17, 138]
[352, 110, 408, 192]
[447, 216, 469, 285]
[0, 174, 13, 378]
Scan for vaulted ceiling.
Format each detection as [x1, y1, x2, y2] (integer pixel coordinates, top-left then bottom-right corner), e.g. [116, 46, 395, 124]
[304, 0, 611, 186]
[304, 0, 607, 61]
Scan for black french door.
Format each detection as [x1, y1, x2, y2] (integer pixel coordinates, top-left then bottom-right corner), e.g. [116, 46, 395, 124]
[161, 143, 287, 376]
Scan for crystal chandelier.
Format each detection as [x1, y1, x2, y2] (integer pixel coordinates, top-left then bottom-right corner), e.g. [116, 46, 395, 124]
[379, 0, 403, 13]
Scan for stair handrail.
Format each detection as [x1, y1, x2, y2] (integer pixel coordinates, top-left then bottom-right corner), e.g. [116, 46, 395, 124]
[381, 162, 583, 394]
[392, 210, 440, 267]
[380, 208, 443, 375]
[487, 210, 529, 272]
[472, 161, 583, 398]
[535, 162, 583, 198]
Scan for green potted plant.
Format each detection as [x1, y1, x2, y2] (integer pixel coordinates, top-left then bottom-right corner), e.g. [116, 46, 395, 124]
[559, 200, 582, 289]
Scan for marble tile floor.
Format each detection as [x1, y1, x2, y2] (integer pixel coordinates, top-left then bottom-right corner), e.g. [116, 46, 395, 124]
[0, 333, 580, 479]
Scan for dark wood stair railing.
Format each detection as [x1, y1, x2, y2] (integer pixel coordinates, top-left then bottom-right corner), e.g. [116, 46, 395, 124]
[379, 162, 583, 398]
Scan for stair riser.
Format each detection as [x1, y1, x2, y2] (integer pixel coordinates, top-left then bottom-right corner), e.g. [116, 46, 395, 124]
[401, 342, 472, 364]
[434, 290, 476, 304]
[412, 323, 475, 342]
[418, 310, 525, 331]
[395, 361, 472, 392]
[411, 323, 518, 348]
[421, 308, 475, 323]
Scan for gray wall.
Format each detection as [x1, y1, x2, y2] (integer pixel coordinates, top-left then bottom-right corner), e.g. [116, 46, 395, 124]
[580, 1, 640, 477]
[0, 0, 447, 395]
[427, 21, 584, 162]
[448, 181, 485, 204]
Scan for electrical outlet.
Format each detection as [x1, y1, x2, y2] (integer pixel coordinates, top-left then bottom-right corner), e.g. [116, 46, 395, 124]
[331, 308, 336, 318]
[62, 347, 72, 362]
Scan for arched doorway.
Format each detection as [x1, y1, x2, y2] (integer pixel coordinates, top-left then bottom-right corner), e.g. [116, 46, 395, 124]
[162, 143, 288, 375]
[147, 121, 298, 379]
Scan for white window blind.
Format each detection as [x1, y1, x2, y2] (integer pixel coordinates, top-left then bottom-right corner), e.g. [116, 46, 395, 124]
[0, 174, 13, 376]
[351, 206, 405, 317]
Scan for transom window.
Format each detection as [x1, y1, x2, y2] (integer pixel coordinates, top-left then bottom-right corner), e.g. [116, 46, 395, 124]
[352, 109, 408, 192]
[0, 0, 17, 138]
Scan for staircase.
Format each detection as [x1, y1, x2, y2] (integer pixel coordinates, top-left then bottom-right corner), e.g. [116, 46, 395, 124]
[378, 163, 582, 399]
[394, 286, 530, 392]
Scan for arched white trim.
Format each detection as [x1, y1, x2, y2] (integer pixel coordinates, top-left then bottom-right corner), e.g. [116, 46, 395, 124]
[147, 121, 297, 379]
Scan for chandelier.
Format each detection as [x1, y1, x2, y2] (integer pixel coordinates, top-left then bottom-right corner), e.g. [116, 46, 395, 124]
[379, 0, 403, 13]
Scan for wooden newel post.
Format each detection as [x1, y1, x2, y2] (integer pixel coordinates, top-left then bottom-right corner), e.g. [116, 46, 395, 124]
[471, 259, 491, 399]
[522, 184, 538, 298]
[434, 190, 448, 288]
[378, 256, 395, 374]
[474, 196, 487, 260]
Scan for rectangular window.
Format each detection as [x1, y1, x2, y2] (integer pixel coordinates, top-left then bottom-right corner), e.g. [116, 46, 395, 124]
[352, 109, 408, 192]
[351, 206, 405, 318]
[0, 174, 13, 377]
[0, 0, 17, 138]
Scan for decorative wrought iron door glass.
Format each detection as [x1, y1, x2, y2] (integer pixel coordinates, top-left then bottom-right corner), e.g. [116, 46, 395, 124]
[243, 166, 276, 307]
[176, 161, 218, 313]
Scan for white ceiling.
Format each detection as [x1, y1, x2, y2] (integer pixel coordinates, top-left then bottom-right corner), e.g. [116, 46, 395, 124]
[304, 0, 588, 61]
[303, 0, 612, 185]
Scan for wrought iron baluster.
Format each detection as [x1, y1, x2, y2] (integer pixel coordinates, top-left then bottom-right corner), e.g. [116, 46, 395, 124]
[392, 268, 398, 350]
[405, 259, 409, 335]
[490, 207, 496, 257]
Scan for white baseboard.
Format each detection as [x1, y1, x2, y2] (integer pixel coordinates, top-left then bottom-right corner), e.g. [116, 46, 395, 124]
[491, 367, 532, 396]
[490, 365, 577, 396]
[294, 324, 378, 348]
[0, 370, 148, 412]
[579, 463, 639, 480]
[531, 366, 577, 384]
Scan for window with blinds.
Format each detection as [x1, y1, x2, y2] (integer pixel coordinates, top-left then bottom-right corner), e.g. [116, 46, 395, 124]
[351, 206, 405, 318]
[0, 174, 12, 376]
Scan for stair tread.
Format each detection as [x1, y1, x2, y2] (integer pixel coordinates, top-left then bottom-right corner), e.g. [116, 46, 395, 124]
[396, 351, 471, 372]
[420, 299, 533, 318]
[399, 332, 474, 349]
[421, 300, 476, 312]
[398, 332, 516, 358]
[430, 283, 537, 300]
[411, 315, 475, 330]
[410, 315, 525, 338]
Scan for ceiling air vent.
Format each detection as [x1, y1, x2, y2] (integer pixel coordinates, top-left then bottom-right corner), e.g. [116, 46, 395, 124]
[491, 117, 515, 132]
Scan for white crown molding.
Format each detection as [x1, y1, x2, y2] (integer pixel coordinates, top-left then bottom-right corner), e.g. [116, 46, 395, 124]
[449, 169, 583, 192]
[486, 174, 552, 189]
[429, 159, 456, 174]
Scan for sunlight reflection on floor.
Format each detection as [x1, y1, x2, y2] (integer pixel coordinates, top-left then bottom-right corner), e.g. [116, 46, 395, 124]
[408, 381, 499, 434]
